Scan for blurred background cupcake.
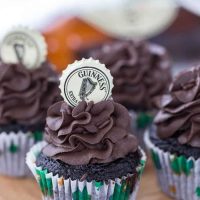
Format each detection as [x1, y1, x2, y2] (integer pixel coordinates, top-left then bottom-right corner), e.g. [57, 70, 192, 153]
[87, 39, 172, 149]
[27, 58, 146, 200]
[145, 65, 200, 199]
[0, 27, 61, 177]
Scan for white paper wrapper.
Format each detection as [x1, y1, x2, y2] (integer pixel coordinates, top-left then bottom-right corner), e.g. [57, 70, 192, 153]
[0, 131, 39, 177]
[129, 110, 154, 151]
[26, 141, 146, 200]
[144, 129, 200, 200]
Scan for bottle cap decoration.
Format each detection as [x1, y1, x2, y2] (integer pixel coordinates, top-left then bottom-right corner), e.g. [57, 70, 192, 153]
[59, 58, 113, 107]
[0, 26, 47, 69]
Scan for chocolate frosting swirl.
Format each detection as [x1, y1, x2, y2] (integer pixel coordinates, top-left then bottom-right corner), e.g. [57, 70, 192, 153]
[0, 62, 60, 125]
[155, 66, 200, 147]
[91, 40, 171, 110]
[43, 100, 138, 165]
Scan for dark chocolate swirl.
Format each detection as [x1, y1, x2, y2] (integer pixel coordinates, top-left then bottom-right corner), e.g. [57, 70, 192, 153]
[43, 100, 138, 165]
[155, 66, 200, 147]
[91, 40, 171, 110]
[0, 62, 60, 125]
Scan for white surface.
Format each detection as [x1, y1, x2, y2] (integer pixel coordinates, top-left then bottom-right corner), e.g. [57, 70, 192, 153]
[0, 0, 75, 38]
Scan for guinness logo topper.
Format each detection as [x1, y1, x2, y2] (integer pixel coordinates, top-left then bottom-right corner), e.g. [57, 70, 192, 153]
[0, 26, 47, 69]
[59, 58, 113, 107]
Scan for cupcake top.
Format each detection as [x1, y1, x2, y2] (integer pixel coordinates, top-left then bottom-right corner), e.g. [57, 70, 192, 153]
[43, 100, 138, 165]
[0, 27, 60, 127]
[0, 61, 60, 126]
[155, 66, 200, 147]
[42, 58, 139, 165]
[91, 40, 171, 111]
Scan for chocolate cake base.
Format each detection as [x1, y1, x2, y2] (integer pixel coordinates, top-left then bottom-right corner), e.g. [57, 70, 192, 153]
[36, 151, 141, 182]
[150, 127, 200, 160]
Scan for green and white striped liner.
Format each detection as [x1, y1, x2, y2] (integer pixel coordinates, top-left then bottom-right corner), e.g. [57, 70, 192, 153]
[26, 141, 146, 200]
[145, 129, 200, 200]
[0, 130, 43, 177]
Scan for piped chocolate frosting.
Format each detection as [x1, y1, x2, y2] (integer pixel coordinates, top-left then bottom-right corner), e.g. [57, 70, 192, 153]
[43, 100, 138, 165]
[91, 40, 171, 110]
[0, 61, 60, 125]
[155, 66, 200, 147]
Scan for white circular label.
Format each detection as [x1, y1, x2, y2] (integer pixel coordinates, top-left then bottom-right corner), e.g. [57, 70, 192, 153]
[0, 27, 47, 69]
[59, 58, 113, 107]
[81, 0, 178, 39]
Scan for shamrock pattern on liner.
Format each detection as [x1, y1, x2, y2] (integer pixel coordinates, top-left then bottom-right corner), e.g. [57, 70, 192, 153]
[170, 155, 194, 176]
[34, 167, 142, 200]
[150, 148, 194, 176]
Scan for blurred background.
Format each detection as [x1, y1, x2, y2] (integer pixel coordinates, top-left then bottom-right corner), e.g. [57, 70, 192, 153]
[2, 0, 200, 73]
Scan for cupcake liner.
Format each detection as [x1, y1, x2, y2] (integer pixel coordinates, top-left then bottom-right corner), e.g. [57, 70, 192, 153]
[26, 142, 146, 200]
[0, 131, 42, 177]
[129, 110, 154, 151]
[144, 130, 200, 200]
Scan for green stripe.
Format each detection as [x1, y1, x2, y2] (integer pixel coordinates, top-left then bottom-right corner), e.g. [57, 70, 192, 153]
[35, 169, 48, 195]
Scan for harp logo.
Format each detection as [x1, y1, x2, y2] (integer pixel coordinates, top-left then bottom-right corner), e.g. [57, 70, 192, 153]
[79, 77, 97, 101]
[14, 43, 25, 63]
[60, 59, 113, 107]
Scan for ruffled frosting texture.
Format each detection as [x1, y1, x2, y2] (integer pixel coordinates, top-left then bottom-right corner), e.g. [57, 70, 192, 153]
[91, 40, 171, 110]
[43, 100, 138, 165]
[155, 66, 200, 147]
[0, 62, 60, 125]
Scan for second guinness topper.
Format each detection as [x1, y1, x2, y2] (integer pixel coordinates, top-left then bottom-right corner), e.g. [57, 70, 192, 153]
[0, 26, 47, 69]
[59, 58, 113, 107]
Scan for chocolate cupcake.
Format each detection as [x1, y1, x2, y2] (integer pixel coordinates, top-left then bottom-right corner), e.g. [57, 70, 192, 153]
[26, 58, 146, 200]
[90, 40, 172, 148]
[0, 27, 60, 176]
[145, 66, 200, 200]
